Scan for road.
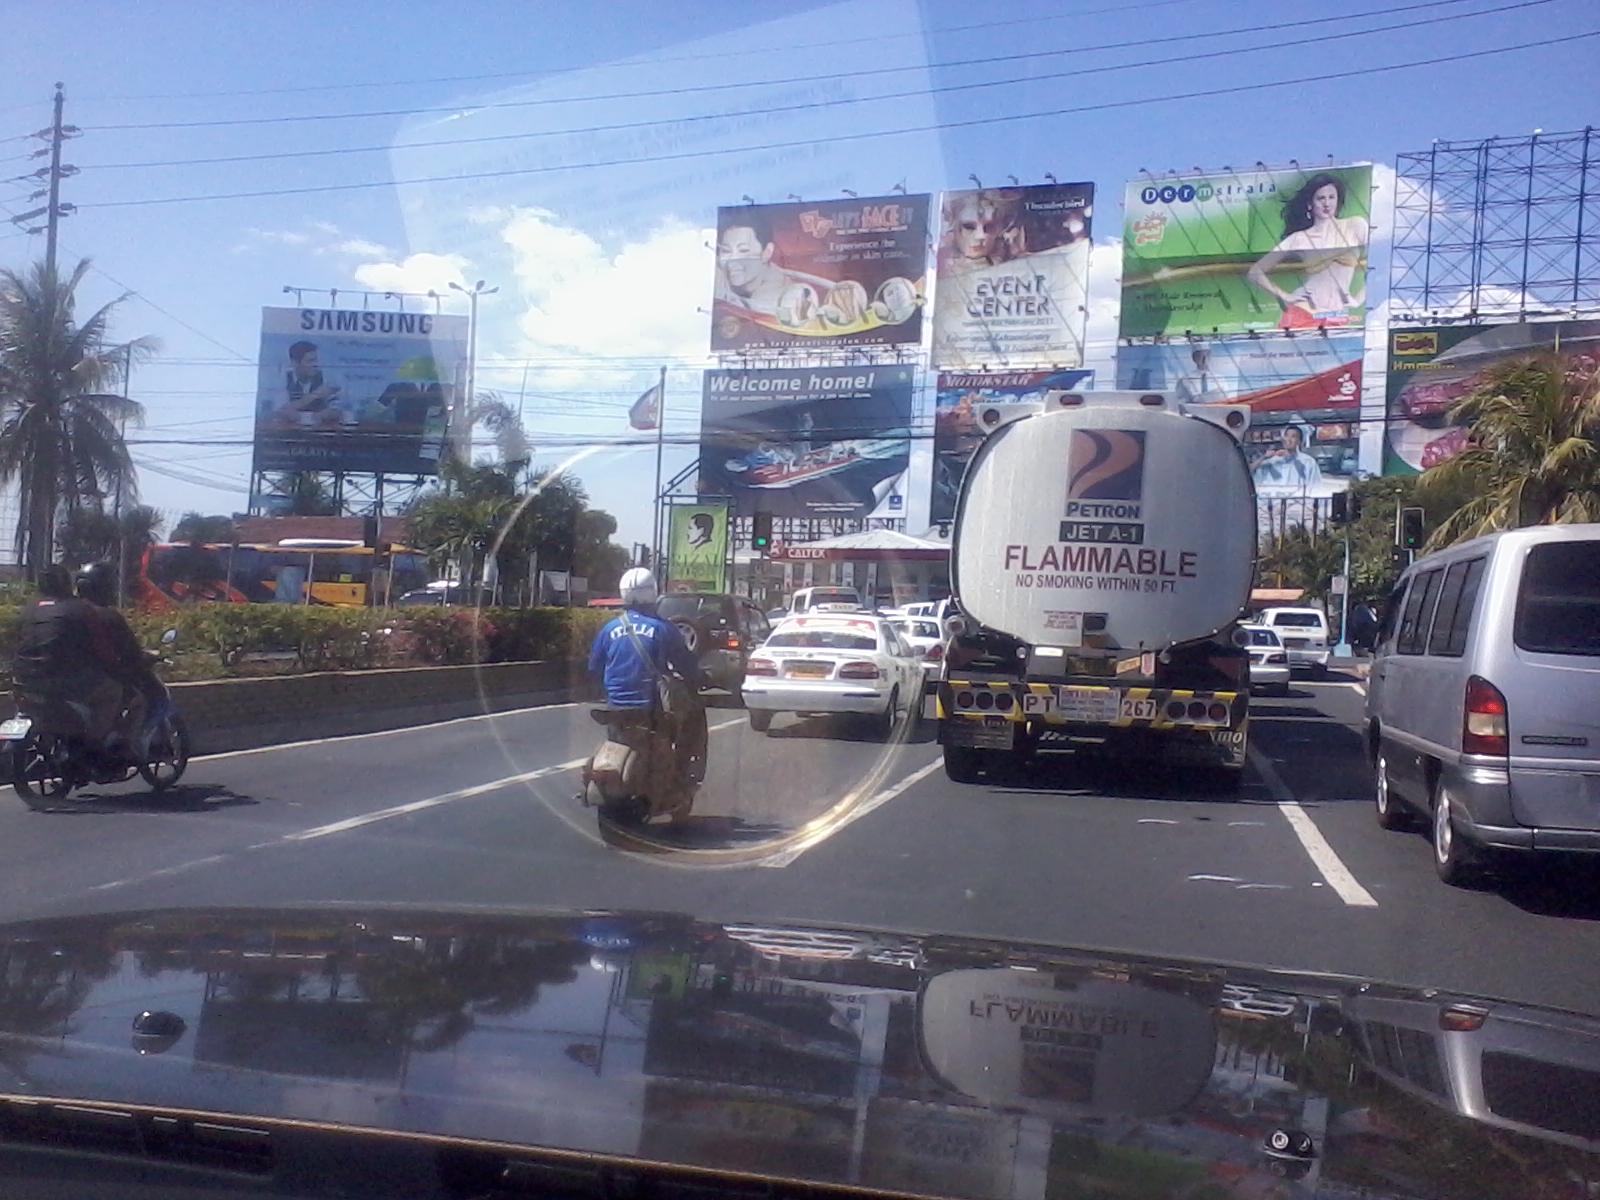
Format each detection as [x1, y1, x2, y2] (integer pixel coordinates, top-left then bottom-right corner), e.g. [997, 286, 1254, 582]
[2, 669, 1598, 1016]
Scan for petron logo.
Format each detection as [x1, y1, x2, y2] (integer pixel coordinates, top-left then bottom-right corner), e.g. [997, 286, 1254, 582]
[1067, 430, 1146, 506]
[1139, 182, 1215, 206]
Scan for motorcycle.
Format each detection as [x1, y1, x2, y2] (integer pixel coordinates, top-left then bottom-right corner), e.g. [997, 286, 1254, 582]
[581, 673, 703, 828]
[3, 629, 190, 808]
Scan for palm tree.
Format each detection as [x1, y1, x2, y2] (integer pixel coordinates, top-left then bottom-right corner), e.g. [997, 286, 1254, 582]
[1419, 350, 1600, 548]
[0, 259, 155, 577]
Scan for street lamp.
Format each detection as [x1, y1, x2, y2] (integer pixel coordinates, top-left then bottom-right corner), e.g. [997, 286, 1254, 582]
[448, 279, 498, 465]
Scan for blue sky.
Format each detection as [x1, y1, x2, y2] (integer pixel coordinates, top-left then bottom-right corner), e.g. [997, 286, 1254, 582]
[0, 0, 1592, 546]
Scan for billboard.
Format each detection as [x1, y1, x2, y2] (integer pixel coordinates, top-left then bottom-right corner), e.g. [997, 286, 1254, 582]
[698, 365, 914, 518]
[931, 369, 1093, 523]
[1120, 165, 1373, 339]
[931, 182, 1094, 369]
[1117, 336, 1363, 497]
[710, 196, 929, 353]
[1386, 320, 1600, 474]
[253, 307, 467, 474]
[666, 505, 730, 594]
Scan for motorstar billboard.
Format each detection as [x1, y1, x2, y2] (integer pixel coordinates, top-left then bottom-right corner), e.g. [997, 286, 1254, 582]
[698, 365, 914, 518]
[710, 195, 929, 352]
[931, 182, 1094, 370]
[253, 306, 468, 474]
[1119, 164, 1373, 339]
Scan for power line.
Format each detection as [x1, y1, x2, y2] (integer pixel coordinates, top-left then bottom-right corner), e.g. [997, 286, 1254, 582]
[80, 0, 1545, 174]
[81, 0, 1497, 133]
[80, 29, 1600, 211]
[83, 0, 1203, 103]
[87, 264, 255, 361]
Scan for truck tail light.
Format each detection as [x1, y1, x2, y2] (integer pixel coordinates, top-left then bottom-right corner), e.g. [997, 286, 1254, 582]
[746, 658, 778, 677]
[839, 662, 881, 680]
[1463, 675, 1508, 756]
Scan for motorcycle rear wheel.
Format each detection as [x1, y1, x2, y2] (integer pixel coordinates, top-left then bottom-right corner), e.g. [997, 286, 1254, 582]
[138, 714, 190, 792]
[12, 739, 74, 808]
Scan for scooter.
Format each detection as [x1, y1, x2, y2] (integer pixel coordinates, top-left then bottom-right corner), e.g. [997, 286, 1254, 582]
[581, 680, 702, 828]
[3, 630, 190, 808]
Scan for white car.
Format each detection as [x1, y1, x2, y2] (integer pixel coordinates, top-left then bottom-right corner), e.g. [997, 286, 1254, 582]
[1257, 606, 1332, 675]
[887, 616, 945, 682]
[1239, 624, 1291, 696]
[742, 612, 924, 737]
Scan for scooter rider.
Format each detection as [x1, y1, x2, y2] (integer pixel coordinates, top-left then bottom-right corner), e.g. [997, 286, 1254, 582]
[75, 561, 163, 755]
[587, 568, 709, 796]
[12, 564, 125, 750]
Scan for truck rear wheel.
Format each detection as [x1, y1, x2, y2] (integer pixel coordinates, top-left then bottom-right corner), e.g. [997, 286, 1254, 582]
[943, 744, 992, 784]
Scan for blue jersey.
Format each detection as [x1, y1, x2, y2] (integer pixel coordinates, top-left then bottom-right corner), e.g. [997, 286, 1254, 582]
[588, 610, 699, 707]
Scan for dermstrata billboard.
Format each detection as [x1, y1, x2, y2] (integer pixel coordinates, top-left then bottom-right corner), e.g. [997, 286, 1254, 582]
[698, 365, 914, 518]
[1385, 320, 1600, 474]
[1117, 336, 1362, 498]
[932, 369, 1093, 524]
[931, 182, 1094, 369]
[1120, 165, 1373, 338]
[253, 307, 468, 474]
[666, 504, 730, 594]
[710, 196, 929, 352]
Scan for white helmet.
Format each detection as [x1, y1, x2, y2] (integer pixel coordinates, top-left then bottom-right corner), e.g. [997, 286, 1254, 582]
[619, 567, 659, 609]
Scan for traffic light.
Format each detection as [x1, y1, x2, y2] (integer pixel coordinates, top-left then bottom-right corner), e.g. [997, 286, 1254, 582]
[1330, 493, 1349, 524]
[751, 512, 773, 553]
[1391, 546, 1410, 574]
[1399, 506, 1424, 549]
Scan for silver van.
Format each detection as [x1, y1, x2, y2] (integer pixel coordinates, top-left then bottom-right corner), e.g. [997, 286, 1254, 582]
[1365, 524, 1600, 885]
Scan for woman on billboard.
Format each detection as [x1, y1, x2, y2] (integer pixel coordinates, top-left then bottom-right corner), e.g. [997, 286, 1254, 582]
[1246, 173, 1368, 330]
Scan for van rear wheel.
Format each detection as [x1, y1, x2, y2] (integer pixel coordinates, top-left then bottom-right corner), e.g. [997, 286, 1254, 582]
[1432, 780, 1484, 887]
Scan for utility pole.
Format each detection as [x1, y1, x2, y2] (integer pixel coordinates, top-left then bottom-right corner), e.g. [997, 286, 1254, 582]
[10, 84, 79, 273]
[448, 279, 498, 469]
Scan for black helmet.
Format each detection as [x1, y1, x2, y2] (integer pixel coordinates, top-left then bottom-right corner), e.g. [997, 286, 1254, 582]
[76, 561, 118, 607]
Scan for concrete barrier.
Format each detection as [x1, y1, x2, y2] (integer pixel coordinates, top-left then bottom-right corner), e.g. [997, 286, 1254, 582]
[3, 660, 588, 761]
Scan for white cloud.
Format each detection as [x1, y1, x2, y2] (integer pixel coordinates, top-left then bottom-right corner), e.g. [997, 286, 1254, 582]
[242, 227, 312, 246]
[351, 251, 472, 296]
[1083, 236, 1123, 385]
[335, 238, 393, 258]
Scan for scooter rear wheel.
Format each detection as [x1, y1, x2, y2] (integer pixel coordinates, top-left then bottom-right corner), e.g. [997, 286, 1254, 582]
[12, 739, 74, 809]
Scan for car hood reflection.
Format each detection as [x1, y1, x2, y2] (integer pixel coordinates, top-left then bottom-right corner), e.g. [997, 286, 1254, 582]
[0, 906, 1594, 1198]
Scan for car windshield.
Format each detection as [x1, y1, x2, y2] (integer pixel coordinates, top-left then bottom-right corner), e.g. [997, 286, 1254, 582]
[1, 6, 1595, 1192]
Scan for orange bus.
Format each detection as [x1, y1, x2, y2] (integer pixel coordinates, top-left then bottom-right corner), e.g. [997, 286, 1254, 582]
[135, 540, 430, 611]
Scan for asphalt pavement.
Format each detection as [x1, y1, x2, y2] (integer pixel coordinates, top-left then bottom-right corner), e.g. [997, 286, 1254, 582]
[3, 670, 1599, 1016]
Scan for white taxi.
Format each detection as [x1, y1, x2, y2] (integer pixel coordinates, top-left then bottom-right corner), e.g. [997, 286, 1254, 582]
[742, 613, 923, 738]
[1239, 623, 1292, 697]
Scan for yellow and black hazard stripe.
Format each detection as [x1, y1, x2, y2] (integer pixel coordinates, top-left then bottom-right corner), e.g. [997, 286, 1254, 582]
[940, 680, 1245, 730]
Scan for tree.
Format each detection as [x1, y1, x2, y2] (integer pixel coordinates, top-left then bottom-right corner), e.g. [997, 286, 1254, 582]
[0, 259, 155, 576]
[171, 512, 237, 544]
[1418, 349, 1600, 548]
[56, 502, 163, 601]
[573, 509, 629, 595]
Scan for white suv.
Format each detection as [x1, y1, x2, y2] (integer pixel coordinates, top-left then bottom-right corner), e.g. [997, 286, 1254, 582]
[1258, 607, 1331, 676]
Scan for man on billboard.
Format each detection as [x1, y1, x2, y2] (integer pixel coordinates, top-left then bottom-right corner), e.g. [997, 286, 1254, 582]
[280, 341, 341, 425]
[1172, 346, 1230, 404]
[1246, 174, 1369, 330]
[1251, 425, 1324, 488]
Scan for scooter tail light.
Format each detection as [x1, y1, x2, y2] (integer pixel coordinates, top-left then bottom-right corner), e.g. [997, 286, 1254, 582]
[1463, 675, 1508, 756]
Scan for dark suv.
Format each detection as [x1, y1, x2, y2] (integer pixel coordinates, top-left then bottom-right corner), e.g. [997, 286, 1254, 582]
[656, 593, 773, 693]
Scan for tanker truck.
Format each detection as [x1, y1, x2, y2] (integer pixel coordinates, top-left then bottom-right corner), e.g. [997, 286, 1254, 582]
[929, 389, 1258, 788]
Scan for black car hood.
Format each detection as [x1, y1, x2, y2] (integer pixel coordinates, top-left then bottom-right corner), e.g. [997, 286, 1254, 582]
[0, 905, 1595, 1198]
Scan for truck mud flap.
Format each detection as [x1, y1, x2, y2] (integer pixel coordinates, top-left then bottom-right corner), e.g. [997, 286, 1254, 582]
[939, 713, 1015, 750]
[939, 679, 1245, 733]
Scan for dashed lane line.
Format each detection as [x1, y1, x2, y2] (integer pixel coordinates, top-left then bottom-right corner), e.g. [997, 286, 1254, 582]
[759, 757, 945, 868]
[1249, 745, 1379, 908]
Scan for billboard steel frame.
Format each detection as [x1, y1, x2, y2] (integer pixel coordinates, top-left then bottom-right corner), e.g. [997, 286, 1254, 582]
[1390, 127, 1598, 321]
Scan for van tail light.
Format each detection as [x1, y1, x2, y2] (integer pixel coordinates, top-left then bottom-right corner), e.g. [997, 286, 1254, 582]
[746, 658, 778, 677]
[839, 662, 881, 680]
[924, 644, 945, 663]
[1463, 675, 1509, 756]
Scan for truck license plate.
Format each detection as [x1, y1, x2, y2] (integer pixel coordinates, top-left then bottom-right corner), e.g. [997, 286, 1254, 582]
[1119, 697, 1160, 721]
[1056, 688, 1120, 723]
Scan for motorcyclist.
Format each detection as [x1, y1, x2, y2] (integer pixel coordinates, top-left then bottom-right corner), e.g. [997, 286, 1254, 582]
[587, 568, 708, 810]
[11, 564, 124, 750]
[76, 561, 163, 756]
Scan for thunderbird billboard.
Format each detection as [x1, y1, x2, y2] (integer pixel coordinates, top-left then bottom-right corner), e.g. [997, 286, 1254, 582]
[698, 365, 914, 518]
[253, 307, 467, 474]
[1117, 336, 1362, 496]
[931, 182, 1094, 370]
[710, 196, 929, 352]
[1120, 165, 1373, 339]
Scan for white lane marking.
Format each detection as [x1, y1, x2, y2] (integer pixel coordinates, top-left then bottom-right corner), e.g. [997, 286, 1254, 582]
[759, 758, 944, 868]
[1137, 818, 1179, 825]
[86, 716, 750, 890]
[1249, 746, 1378, 908]
[194, 701, 584, 762]
[1189, 874, 1243, 883]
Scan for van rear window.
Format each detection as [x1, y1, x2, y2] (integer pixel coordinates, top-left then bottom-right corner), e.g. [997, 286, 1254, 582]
[1516, 543, 1600, 656]
[1483, 1051, 1600, 1140]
